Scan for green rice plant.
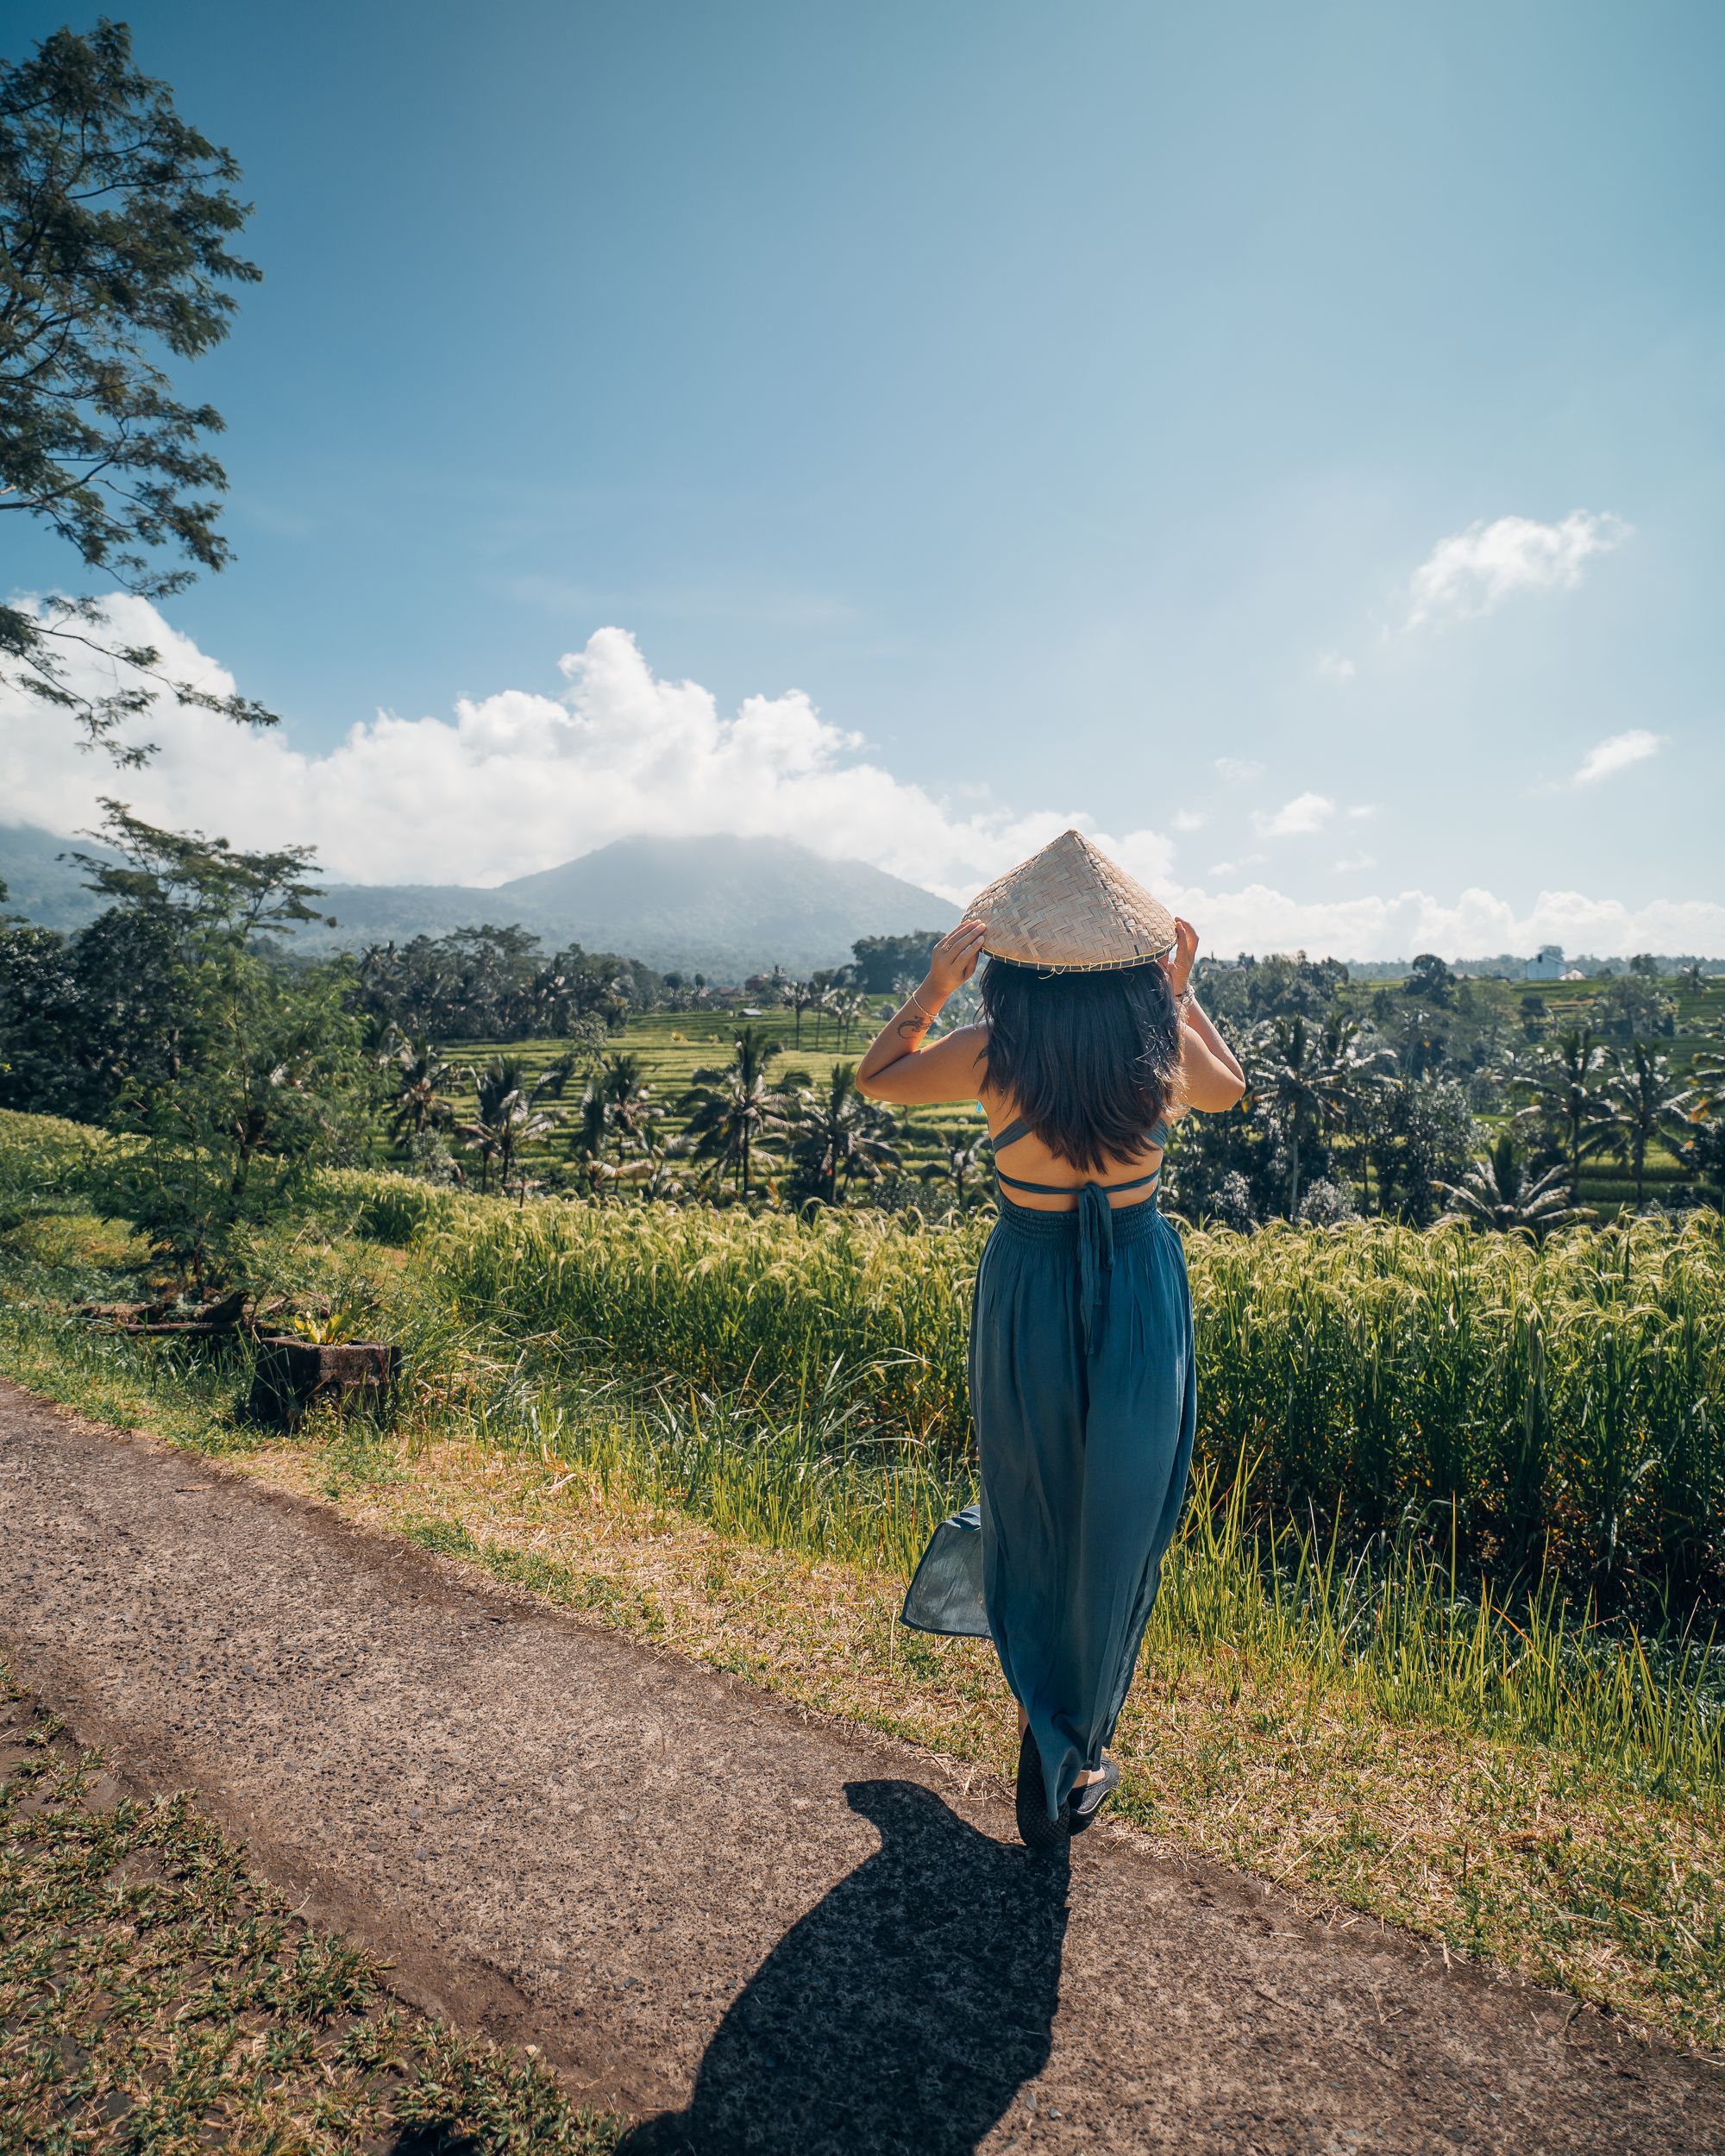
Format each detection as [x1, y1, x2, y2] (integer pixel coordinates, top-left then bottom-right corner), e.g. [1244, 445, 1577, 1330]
[1159, 1460, 1723, 1798]
[417, 1192, 984, 1445]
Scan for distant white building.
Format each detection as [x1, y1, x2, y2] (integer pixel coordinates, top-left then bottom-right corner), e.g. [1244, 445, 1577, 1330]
[1524, 944, 1565, 981]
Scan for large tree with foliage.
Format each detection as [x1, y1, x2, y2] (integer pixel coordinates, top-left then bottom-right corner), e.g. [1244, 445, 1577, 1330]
[846, 931, 946, 996]
[1, 20, 274, 758]
[0, 802, 332, 1122]
[104, 947, 368, 1291]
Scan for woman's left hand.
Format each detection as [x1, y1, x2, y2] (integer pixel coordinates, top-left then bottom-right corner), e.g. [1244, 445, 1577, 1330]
[925, 920, 988, 997]
[1161, 917, 1198, 998]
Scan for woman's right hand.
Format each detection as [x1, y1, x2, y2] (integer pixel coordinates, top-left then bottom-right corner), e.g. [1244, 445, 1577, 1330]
[1162, 917, 1198, 999]
[925, 920, 988, 998]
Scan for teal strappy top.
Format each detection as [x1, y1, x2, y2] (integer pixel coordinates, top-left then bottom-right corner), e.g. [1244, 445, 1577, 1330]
[990, 1113, 1171, 1200]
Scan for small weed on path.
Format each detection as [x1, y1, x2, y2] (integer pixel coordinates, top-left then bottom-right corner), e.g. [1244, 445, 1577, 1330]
[0, 1676, 621, 2155]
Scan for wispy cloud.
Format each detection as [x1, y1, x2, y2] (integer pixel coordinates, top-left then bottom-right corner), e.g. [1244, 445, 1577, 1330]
[1208, 854, 1267, 879]
[1214, 756, 1266, 783]
[1406, 511, 1628, 629]
[1571, 728, 1665, 786]
[1316, 650, 1356, 682]
[1174, 809, 1208, 832]
[1333, 851, 1377, 873]
[1252, 791, 1334, 838]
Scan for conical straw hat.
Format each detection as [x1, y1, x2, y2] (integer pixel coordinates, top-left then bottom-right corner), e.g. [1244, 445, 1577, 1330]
[968, 830, 1176, 972]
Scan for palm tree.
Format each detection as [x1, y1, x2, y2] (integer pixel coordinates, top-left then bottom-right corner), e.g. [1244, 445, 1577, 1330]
[1603, 1043, 1689, 1209]
[827, 989, 869, 1050]
[779, 979, 818, 1048]
[1527, 1027, 1612, 1199]
[678, 1025, 790, 1195]
[1438, 1133, 1584, 1238]
[1314, 1013, 1392, 1204]
[459, 1055, 558, 1195]
[570, 1080, 609, 1172]
[794, 1062, 900, 1202]
[599, 1052, 658, 1158]
[1682, 1046, 1725, 1120]
[941, 1130, 992, 1215]
[1248, 1015, 1345, 1219]
[1673, 1056, 1725, 1209]
[387, 1037, 455, 1144]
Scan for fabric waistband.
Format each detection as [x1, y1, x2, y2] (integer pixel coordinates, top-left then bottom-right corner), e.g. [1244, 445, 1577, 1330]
[992, 1188, 1163, 1246]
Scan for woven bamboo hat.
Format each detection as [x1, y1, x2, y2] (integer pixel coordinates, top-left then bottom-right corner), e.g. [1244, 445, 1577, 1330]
[968, 829, 1176, 973]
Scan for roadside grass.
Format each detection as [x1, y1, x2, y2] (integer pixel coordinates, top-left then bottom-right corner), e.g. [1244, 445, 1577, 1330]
[1, 1240, 1722, 2053]
[0, 1675, 620, 2156]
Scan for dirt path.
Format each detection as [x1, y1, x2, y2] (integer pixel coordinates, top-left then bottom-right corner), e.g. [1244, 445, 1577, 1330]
[1, 1378, 1719, 2154]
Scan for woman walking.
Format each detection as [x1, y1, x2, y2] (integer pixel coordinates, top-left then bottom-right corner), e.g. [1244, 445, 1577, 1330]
[856, 831, 1245, 1849]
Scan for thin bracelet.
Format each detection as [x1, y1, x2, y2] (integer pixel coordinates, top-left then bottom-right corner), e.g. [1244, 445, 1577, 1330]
[906, 986, 939, 1025]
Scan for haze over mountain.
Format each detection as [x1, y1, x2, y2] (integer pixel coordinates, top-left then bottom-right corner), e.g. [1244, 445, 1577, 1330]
[0, 826, 957, 978]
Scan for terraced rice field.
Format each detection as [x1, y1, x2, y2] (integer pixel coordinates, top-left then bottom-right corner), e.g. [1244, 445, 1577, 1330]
[419, 1007, 991, 1191]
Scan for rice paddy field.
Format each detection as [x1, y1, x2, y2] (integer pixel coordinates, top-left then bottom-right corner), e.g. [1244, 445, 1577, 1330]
[3, 1103, 1724, 2047]
[426, 1005, 989, 1194]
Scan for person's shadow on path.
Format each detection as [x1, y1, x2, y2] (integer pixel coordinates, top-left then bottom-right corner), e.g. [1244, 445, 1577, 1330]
[619, 1779, 1069, 2156]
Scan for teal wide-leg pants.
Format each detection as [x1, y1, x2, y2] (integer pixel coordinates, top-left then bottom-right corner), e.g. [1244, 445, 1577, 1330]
[903, 1188, 1195, 1823]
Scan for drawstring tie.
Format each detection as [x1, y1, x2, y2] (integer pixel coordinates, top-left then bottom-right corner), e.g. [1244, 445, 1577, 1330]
[1076, 1181, 1115, 1357]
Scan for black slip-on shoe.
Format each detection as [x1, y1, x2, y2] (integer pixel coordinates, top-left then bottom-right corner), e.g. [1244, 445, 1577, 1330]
[1067, 1756, 1121, 1833]
[1014, 1727, 1070, 1852]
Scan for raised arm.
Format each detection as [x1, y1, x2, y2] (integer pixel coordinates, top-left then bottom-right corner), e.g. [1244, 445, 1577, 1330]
[855, 921, 990, 1106]
[1160, 918, 1246, 1114]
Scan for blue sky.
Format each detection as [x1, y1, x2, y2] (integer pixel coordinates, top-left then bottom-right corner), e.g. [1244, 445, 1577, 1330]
[4, 0, 1722, 954]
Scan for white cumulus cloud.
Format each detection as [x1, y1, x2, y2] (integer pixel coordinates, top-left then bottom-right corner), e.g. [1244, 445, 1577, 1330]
[1316, 650, 1356, 682]
[1180, 882, 1725, 964]
[1213, 756, 1266, 783]
[5, 600, 1720, 960]
[1252, 791, 1335, 838]
[1571, 728, 1665, 786]
[0, 598, 1171, 907]
[1406, 511, 1628, 629]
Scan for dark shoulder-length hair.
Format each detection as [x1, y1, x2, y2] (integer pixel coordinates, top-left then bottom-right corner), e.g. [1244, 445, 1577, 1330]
[980, 957, 1182, 1175]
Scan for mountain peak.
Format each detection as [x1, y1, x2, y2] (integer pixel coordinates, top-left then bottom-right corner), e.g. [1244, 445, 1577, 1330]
[0, 824, 957, 978]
